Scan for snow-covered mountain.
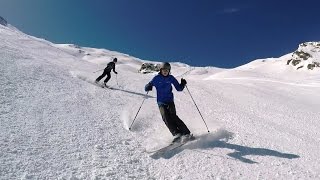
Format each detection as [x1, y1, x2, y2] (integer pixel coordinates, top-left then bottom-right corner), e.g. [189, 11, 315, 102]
[287, 42, 320, 70]
[1, 22, 320, 179]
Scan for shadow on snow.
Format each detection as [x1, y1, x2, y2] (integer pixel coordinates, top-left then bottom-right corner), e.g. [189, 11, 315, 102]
[109, 86, 154, 98]
[76, 74, 154, 98]
[155, 129, 300, 164]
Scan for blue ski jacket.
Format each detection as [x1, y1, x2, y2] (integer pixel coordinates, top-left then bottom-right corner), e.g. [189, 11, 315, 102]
[145, 74, 185, 104]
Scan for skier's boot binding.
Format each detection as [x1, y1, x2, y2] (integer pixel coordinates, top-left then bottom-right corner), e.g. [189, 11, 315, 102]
[172, 133, 182, 143]
[181, 134, 194, 143]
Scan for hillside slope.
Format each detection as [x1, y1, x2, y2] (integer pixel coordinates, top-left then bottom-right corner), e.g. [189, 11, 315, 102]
[1, 24, 320, 179]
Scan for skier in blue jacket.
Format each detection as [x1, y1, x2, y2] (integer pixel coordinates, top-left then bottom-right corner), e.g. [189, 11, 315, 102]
[145, 62, 191, 142]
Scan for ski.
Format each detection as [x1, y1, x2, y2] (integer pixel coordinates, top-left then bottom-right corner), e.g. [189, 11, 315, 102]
[147, 142, 181, 154]
[86, 80, 114, 89]
[103, 85, 115, 89]
[93, 81, 113, 89]
[147, 135, 196, 156]
[92, 82, 105, 88]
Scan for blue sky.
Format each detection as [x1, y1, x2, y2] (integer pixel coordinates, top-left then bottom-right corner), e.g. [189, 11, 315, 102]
[1, 0, 319, 68]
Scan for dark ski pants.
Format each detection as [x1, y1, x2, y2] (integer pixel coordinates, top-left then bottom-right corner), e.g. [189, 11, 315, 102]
[96, 70, 111, 83]
[158, 102, 190, 136]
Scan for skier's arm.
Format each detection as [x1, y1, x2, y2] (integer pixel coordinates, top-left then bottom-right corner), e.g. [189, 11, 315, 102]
[172, 76, 185, 91]
[145, 82, 153, 91]
[113, 64, 118, 74]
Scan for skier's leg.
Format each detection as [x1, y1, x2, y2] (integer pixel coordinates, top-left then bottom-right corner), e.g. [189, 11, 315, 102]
[167, 102, 191, 135]
[104, 72, 111, 83]
[96, 70, 107, 82]
[159, 104, 180, 136]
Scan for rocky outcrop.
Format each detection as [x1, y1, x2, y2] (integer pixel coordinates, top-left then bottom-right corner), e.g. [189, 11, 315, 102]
[139, 63, 161, 74]
[0, 16, 8, 26]
[287, 42, 320, 70]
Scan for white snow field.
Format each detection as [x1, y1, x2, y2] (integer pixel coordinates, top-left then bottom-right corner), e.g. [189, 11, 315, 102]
[1, 24, 320, 180]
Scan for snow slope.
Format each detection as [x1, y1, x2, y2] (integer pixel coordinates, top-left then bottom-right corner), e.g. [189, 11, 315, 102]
[1, 24, 320, 179]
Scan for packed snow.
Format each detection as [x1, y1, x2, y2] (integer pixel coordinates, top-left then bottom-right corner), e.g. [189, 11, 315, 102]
[1, 23, 320, 179]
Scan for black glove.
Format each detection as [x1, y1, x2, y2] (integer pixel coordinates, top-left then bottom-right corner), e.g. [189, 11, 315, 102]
[114, 71, 118, 74]
[145, 83, 152, 91]
[181, 78, 187, 86]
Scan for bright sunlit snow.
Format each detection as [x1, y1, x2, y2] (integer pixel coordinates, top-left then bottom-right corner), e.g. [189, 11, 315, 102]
[1, 24, 320, 179]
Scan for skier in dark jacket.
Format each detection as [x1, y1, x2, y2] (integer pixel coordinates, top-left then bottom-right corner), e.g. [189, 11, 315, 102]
[145, 62, 192, 142]
[95, 58, 118, 87]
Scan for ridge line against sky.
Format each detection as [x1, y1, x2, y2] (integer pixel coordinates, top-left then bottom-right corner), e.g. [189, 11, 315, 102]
[1, 0, 320, 68]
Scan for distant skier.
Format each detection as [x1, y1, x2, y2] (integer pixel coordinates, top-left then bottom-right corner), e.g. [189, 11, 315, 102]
[95, 58, 118, 87]
[145, 62, 192, 142]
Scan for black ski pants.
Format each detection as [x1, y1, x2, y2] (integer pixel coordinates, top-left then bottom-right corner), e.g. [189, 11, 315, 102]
[96, 70, 111, 83]
[158, 102, 190, 136]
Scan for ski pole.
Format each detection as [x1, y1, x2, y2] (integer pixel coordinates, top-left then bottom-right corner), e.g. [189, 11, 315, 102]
[129, 91, 149, 130]
[185, 85, 210, 132]
[116, 74, 119, 87]
[93, 69, 104, 73]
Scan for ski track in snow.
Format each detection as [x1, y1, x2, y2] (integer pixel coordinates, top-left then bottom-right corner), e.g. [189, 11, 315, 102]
[1, 25, 320, 179]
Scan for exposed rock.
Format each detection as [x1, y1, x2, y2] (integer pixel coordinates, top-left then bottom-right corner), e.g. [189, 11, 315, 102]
[286, 59, 292, 65]
[139, 63, 161, 74]
[0, 16, 8, 26]
[291, 60, 301, 66]
[287, 42, 320, 70]
[293, 50, 311, 60]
